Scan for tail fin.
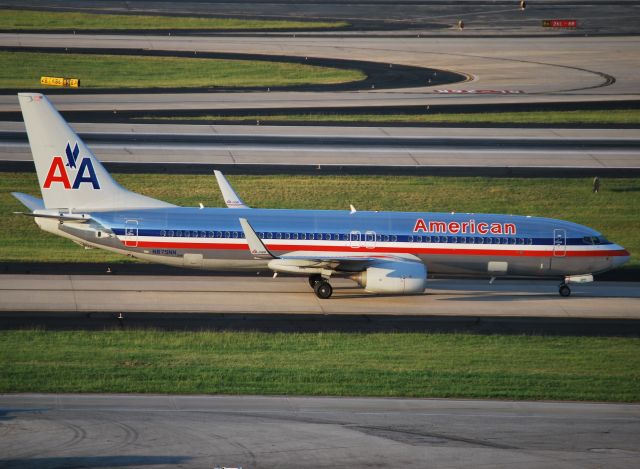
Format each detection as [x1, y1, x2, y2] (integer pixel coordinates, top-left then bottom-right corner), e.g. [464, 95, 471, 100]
[18, 93, 174, 210]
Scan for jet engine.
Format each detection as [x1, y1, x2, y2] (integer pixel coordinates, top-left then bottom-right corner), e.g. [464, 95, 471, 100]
[350, 261, 427, 294]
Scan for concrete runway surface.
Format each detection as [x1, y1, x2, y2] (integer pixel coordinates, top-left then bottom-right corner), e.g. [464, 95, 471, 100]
[1, 394, 639, 468]
[1, 275, 639, 319]
[2, 122, 638, 171]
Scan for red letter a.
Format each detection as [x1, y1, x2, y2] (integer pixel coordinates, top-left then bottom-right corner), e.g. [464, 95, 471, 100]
[43, 157, 71, 189]
[413, 219, 428, 233]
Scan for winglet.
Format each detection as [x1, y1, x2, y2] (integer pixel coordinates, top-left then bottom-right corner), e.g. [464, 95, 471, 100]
[239, 218, 275, 259]
[214, 170, 249, 209]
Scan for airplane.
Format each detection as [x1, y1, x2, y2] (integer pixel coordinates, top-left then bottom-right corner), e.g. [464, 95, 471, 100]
[12, 93, 630, 299]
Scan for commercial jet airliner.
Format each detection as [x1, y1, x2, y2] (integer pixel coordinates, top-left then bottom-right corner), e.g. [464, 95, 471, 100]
[12, 93, 630, 299]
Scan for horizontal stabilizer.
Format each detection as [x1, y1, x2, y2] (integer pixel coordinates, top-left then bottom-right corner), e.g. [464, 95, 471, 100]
[13, 211, 92, 222]
[11, 192, 44, 211]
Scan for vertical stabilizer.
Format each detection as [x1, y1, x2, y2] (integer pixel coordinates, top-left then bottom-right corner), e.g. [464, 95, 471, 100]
[18, 93, 174, 210]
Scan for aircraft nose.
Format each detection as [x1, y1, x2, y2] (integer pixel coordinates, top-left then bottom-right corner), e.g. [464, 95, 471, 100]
[611, 246, 631, 269]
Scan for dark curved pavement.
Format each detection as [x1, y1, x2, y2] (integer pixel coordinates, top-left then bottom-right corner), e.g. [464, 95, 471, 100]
[1, 394, 639, 469]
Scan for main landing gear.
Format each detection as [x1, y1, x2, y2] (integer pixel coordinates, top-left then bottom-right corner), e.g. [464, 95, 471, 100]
[309, 274, 333, 299]
[559, 283, 571, 297]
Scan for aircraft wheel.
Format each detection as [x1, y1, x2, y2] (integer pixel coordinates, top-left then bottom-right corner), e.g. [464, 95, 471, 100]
[559, 284, 571, 297]
[314, 281, 333, 299]
[308, 274, 322, 289]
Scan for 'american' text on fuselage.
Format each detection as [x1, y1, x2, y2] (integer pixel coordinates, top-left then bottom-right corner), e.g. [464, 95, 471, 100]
[413, 219, 517, 235]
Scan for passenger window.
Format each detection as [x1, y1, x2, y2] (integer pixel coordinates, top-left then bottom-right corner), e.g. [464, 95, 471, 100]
[284, 233, 290, 240]
[432, 236, 439, 243]
[383, 235, 389, 242]
[161, 230, 166, 237]
[292, 233, 298, 240]
[233, 232, 239, 238]
[408, 236, 414, 242]
[276, 232, 282, 239]
[168, 230, 174, 237]
[509, 238, 516, 244]
[391, 235, 397, 242]
[176, 230, 183, 237]
[300, 233, 306, 240]
[527, 238, 533, 245]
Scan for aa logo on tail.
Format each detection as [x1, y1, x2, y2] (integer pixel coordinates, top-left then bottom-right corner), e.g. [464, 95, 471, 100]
[43, 142, 100, 189]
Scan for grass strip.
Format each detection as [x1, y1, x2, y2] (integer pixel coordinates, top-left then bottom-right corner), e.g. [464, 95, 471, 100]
[0, 9, 347, 30]
[139, 109, 640, 126]
[2, 173, 638, 271]
[0, 51, 364, 89]
[1, 330, 638, 401]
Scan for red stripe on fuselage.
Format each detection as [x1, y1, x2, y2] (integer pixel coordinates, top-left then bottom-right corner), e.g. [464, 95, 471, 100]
[134, 240, 629, 258]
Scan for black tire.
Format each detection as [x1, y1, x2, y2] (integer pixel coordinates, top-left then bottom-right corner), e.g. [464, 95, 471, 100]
[559, 284, 571, 297]
[308, 274, 322, 289]
[314, 281, 333, 299]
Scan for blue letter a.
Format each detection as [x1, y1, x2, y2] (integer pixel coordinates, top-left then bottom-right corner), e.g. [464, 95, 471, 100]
[72, 158, 100, 189]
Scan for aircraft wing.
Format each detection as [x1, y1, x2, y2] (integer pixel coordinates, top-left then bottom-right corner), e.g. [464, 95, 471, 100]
[214, 170, 250, 208]
[239, 217, 421, 274]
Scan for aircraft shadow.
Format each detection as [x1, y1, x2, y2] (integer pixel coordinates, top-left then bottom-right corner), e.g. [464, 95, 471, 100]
[0, 456, 191, 469]
[1, 312, 638, 337]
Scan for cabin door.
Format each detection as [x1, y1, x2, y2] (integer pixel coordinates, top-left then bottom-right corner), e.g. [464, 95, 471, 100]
[553, 229, 566, 257]
[124, 219, 138, 247]
[349, 230, 361, 248]
[365, 231, 376, 249]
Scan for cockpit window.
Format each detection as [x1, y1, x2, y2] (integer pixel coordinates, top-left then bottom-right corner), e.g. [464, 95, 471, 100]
[583, 236, 610, 245]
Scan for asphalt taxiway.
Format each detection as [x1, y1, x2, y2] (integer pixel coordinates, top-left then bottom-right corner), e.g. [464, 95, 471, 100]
[1, 394, 638, 469]
[1, 275, 639, 319]
[0, 34, 638, 112]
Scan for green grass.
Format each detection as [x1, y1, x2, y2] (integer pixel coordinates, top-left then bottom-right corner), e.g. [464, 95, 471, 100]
[1, 330, 638, 401]
[0, 51, 364, 89]
[2, 173, 639, 272]
[0, 9, 347, 30]
[140, 109, 640, 125]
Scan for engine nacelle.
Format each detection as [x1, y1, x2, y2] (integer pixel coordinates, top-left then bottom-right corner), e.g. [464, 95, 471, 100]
[350, 261, 427, 295]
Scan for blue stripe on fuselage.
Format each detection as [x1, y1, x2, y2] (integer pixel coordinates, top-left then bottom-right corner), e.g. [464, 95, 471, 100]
[96, 206, 607, 247]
